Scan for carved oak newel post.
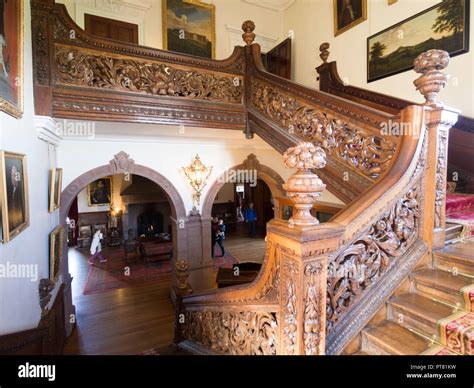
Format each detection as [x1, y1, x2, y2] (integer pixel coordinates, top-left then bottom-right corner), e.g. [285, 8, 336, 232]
[267, 142, 341, 355]
[414, 50, 458, 249]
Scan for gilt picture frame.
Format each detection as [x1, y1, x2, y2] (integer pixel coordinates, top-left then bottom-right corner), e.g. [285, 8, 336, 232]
[367, 0, 470, 82]
[334, 0, 367, 37]
[49, 226, 64, 282]
[88, 177, 112, 207]
[49, 167, 63, 212]
[162, 0, 216, 59]
[0, 0, 24, 118]
[0, 151, 29, 243]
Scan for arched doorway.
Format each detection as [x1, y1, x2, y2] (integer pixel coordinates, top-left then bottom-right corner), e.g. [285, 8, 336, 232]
[59, 152, 187, 338]
[201, 154, 285, 263]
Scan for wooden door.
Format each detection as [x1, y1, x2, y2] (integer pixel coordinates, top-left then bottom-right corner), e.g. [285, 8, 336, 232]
[85, 14, 139, 44]
[261, 38, 292, 79]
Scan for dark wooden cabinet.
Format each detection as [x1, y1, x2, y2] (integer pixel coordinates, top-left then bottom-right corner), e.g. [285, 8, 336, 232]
[85, 14, 138, 44]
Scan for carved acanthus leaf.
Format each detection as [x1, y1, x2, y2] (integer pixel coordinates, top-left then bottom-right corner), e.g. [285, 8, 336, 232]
[55, 47, 243, 104]
[326, 187, 420, 331]
[251, 80, 396, 178]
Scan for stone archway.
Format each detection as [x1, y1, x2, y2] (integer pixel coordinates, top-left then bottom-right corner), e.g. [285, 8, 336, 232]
[201, 153, 285, 218]
[59, 151, 187, 335]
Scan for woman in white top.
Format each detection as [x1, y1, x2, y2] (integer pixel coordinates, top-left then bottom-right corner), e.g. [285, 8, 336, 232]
[88, 229, 107, 264]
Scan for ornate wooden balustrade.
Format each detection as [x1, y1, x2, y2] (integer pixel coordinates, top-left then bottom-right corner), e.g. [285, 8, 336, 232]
[30, 2, 460, 355]
[178, 50, 458, 355]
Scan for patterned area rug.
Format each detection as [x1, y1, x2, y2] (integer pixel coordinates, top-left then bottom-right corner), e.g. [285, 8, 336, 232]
[446, 194, 474, 238]
[462, 284, 474, 312]
[83, 249, 238, 295]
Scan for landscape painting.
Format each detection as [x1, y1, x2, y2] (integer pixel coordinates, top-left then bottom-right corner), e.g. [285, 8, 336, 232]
[162, 0, 215, 59]
[367, 0, 469, 82]
[0, 0, 23, 118]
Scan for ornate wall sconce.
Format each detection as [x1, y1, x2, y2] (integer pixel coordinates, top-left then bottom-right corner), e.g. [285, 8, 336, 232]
[182, 154, 213, 208]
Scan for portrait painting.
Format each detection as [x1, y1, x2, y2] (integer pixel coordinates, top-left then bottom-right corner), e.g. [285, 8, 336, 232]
[88, 177, 112, 206]
[367, 0, 470, 82]
[79, 225, 92, 238]
[162, 0, 215, 59]
[49, 167, 63, 212]
[334, 0, 367, 36]
[0, 0, 23, 118]
[0, 151, 29, 243]
[49, 226, 63, 282]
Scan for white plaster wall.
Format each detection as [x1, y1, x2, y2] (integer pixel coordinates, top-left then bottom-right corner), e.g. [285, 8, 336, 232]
[0, 1, 61, 335]
[59, 0, 284, 59]
[57, 127, 343, 214]
[283, 0, 474, 116]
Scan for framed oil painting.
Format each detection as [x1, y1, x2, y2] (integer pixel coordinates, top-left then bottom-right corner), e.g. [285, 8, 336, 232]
[0, 151, 29, 243]
[49, 226, 64, 282]
[368, 0, 470, 82]
[162, 0, 215, 59]
[88, 177, 112, 206]
[0, 0, 23, 118]
[49, 167, 63, 212]
[334, 0, 367, 36]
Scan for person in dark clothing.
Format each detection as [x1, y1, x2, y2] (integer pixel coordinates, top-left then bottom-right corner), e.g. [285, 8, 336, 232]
[244, 202, 258, 237]
[211, 217, 225, 258]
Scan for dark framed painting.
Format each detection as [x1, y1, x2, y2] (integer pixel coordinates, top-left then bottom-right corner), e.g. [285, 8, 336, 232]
[334, 0, 367, 36]
[162, 0, 215, 59]
[0, 151, 29, 243]
[49, 167, 63, 212]
[367, 0, 470, 82]
[88, 177, 112, 206]
[0, 0, 23, 118]
[49, 226, 64, 282]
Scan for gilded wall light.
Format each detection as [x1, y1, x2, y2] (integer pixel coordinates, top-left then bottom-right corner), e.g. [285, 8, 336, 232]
[182, 154, 213, 207]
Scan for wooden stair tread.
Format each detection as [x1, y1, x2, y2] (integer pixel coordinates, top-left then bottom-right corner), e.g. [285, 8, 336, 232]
[445, 223, 463, 232]
[436, 242, 474, 262]
[362, 320, 430, 355]
[352, 350, 369, 355]
[412, 268, 471, 292]
[389, 293, 453, 325]
[152, 344, 193, 355]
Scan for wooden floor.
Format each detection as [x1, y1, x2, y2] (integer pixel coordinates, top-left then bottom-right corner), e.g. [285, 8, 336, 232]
[63, 236, 266, 355]
[64, 248, 175, 355]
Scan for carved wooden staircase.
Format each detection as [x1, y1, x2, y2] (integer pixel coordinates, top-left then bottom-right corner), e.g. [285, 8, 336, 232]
[30, 1, 470, 356]
[348, 241, 473, 355]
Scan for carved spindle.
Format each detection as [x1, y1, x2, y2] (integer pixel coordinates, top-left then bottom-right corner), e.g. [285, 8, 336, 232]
[283, 142, 326, 226]
[242, 20, 256, 46]
[413, 50, 450, 107]
[175, 259, 191, 291]
[319, 42, 330, 63]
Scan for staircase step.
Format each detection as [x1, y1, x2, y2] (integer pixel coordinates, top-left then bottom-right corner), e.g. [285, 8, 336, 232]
[361, 320, 431, 355]
[444, 223, 463, 243]
[434, 243, 474, 276]
[387, 293, 454, 338]
[411, 269, 472, 307]
[352, 350, 369, 355]
[146, 344, 193, 355]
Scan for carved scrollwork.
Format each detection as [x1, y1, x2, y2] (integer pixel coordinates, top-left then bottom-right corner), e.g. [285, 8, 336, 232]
[182, 311, 278, 355]
[303, 262, 324, 355]
[55, 47, 243, 104]
[251, 80, 396, 178]
[282, 259, 298, 355]
[326, 187, 420, 331]
[434, 131, 448, 228]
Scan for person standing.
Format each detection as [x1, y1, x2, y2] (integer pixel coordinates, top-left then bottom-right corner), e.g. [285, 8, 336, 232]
[211, 217, 220, 259]
[244, 202, 258, 237]
[88, 229, 107, 264]
[216, 219, 226, 257]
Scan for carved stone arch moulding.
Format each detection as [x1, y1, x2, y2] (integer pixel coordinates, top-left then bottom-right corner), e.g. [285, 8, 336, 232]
[201, 153, 286, 218]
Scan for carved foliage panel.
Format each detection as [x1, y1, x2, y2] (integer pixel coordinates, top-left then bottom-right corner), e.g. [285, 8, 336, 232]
[250, 79, 396, 179]
[280, 256, 299, 355]
[54, 46, 244, 104]
[434, 130, 448, 229]
[182, 311, 278, 355]
[326, 186, 420, 331]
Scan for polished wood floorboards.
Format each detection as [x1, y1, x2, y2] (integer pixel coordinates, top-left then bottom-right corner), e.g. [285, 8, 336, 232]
[63, 235, 266, 355]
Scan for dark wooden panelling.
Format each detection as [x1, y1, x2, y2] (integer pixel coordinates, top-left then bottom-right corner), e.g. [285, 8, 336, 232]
[85, 14, 138, 44]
